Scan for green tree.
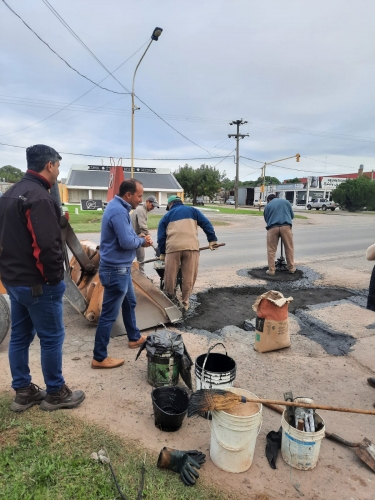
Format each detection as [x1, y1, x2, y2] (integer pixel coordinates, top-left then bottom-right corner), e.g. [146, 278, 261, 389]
[284, 177, 301, 184]
[0, 165, 24, 182]
[174, 164, 222, 204]
[332, 177, 375, 212]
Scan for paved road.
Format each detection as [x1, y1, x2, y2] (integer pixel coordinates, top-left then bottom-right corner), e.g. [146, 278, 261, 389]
[78, 212, 375, 270]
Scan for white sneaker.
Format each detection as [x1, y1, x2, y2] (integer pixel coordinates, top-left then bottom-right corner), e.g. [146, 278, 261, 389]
[266, 270, 275, 276]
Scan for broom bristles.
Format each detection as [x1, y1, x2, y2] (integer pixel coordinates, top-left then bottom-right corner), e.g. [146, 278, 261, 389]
[187, 389, 243, 417]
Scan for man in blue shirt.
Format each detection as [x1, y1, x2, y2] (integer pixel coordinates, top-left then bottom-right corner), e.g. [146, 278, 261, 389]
[263, 194, 296, 275]
[92, 179, 153, 369]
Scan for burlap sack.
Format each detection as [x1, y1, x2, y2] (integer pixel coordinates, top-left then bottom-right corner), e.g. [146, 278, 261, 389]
[252, 290, 293, 353]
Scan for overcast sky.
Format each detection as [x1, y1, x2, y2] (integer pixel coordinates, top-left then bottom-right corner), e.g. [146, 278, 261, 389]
[0, 0, 374, 181]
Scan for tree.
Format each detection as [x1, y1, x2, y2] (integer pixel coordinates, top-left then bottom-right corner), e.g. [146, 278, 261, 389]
[284, 177, 301, 184]
[0, 165, 24, 183]
[174, 164, 222, 204]
[332, 177, 375, 212]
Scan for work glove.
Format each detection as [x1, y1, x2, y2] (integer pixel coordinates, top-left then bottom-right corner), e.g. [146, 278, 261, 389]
[157, 447, 202, 486]
[160, 254, 165, 261]
[153, 245, 161, 257]
[163, 447, 206, 466]
[209, 241, 219, 251]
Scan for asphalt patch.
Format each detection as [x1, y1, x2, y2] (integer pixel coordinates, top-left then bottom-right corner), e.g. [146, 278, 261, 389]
[248, 267, 304, 282]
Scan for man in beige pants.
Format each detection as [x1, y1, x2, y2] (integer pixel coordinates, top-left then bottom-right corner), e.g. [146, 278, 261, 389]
[263, 194, 296, 275]
[157, 195, 218, 311]
[131, 195, 159, 274]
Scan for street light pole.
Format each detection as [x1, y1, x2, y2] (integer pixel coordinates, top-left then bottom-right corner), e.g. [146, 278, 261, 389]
[228, 119, 249, 209]
[131, 27, 163, 178]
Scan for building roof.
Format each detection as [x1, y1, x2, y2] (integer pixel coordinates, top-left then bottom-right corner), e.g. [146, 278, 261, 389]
[66, 170, 182, 190]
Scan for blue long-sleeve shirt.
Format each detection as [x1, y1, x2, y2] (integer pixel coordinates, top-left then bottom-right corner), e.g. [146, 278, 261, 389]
[99, 196, 145, 267]
[263, 198, 294, 230]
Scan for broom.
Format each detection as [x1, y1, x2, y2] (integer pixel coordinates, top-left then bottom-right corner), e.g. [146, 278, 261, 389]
[187, 389, 375, 418]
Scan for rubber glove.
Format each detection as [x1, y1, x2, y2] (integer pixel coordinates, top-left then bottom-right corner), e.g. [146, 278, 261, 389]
[209, 241, 219, 250]
[160, 254, 165, 261]
[163, 447, 206, 465]
[157, 447, 201, 486]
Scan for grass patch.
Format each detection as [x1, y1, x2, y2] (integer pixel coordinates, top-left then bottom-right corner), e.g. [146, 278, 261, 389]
[66, 207, 230, 233]
[186, 204, 307, 219]
[0, 394, 236, 500]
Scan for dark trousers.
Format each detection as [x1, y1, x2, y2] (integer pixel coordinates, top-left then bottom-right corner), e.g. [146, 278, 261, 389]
[367, 265, 375, 312]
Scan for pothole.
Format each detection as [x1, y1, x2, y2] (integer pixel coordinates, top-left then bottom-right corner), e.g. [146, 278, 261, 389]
[183, 285, 359, 355]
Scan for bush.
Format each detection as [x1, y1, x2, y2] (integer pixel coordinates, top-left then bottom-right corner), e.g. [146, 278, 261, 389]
[332, 177, 375, 212]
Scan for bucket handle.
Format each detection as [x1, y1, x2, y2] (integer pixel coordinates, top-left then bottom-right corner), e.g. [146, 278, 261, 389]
[201, 342, 228, 385]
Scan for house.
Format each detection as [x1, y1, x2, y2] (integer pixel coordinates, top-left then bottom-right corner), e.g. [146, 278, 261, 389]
[58, 164, 184, 205]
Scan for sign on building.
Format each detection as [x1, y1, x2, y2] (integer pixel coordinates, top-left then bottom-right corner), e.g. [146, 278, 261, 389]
[321, 177, 348, 189]
[80, 199, 103, 210]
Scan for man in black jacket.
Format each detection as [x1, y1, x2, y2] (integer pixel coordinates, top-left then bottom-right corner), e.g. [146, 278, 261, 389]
[0, 144, 85, 412]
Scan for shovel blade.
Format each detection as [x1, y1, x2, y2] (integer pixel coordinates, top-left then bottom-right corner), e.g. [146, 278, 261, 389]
[355, 438, 375, 472]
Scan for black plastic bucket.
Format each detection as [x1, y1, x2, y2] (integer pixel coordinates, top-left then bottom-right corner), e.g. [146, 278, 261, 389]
[151, 386, 189, 432]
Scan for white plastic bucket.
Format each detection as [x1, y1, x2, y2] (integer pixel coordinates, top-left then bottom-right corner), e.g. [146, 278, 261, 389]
[210, 388, 262, 473]
[281, 407, 325, 470]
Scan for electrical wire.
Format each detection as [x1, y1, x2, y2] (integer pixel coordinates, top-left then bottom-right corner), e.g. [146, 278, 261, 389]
[211, 148, 236, 168]
[0, 141, 228, 160]
[1, 0, 130, 95]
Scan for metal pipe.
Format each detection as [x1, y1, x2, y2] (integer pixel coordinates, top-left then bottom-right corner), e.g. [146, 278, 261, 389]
[131, 39, 153, 178]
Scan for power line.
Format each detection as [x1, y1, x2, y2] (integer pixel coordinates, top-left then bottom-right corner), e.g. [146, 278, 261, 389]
[0, 141, 227, 160]
[0, 42, 148, 138]
[211, 148, 236, 168]
[1, 0, 130, 95]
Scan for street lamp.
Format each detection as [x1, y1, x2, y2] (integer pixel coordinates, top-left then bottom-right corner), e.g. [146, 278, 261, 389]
[131, 27, 163, 177]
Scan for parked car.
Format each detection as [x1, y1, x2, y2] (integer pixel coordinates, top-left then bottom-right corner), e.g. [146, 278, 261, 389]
[307, 198, 337, 211]
[226, 199, 235, 205]
[253, 199, 266, 206]
[195, 198, 204, 206]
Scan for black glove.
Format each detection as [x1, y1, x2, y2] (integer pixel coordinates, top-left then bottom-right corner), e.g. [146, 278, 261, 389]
[164, 447, 206, 465]
[265, 428, 282, 469]
[157, 447, 202, 486]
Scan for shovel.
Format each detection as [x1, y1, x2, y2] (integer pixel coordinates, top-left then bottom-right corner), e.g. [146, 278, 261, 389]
[139, 243, 226, 265]
[264, 402, 375, 473]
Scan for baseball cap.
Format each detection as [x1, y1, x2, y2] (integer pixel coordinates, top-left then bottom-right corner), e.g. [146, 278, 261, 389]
[146, 195, 159, 208]
[166, 195, 182, 211]
[167, 195, 181, 204]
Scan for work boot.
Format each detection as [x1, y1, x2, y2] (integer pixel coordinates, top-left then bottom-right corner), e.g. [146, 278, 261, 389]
[289, 268, 296, 274]
[91, 357, 124, 369]
[10, 383, 46, 413]
[181, 300, 189, 312]
[368, 377, 375, 389]
[40, 384, 85, 411]
[128, 335, 147, 349]
[266, 270, 275, 276]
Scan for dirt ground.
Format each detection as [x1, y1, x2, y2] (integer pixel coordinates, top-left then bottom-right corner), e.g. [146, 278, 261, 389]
[1, 213, 375, 500]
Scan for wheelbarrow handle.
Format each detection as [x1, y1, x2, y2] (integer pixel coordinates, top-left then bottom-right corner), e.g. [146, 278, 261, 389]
[139, 243, 226, 265]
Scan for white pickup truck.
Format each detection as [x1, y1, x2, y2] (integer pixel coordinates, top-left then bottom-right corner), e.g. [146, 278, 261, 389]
[307, 198, 337, 211]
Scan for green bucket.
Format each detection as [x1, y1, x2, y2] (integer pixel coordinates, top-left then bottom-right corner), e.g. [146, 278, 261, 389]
[148, 350, 180, 387]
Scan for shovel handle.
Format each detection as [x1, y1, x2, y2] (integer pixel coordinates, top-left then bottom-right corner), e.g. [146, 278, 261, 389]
[139, 243, 226, 265]
[325, 432, 359, 448]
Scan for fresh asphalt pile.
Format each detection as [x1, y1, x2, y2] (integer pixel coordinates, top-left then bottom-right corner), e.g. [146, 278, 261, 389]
[182, 266, 368, 356]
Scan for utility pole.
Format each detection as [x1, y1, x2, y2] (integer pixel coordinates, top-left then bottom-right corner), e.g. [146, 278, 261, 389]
[228, 119, 249, 209]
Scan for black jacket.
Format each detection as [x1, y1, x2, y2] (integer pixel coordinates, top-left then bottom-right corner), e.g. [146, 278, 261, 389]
[0, 171, 64, 286]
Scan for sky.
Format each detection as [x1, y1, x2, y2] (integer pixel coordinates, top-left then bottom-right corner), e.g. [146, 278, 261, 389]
[0, 0, 374, 182]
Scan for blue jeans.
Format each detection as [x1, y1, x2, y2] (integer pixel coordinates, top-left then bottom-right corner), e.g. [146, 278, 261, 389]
[5, 281, 66, 393]
[93, 267, 141, 361]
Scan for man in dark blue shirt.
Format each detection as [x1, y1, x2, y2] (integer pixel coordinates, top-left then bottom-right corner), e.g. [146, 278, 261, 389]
[92, 179, 153, 369]
[263, 194, 296, 275]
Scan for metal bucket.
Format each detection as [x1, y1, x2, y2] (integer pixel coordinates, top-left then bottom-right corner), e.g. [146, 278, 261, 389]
[195, 343, 237, 419]
[148, 349, 180, 387]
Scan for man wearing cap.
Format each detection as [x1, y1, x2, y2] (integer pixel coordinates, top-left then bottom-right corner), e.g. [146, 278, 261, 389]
[263, 194, 296, 275]
[157, 195, 218, 311]
[131, 195, 159, 275]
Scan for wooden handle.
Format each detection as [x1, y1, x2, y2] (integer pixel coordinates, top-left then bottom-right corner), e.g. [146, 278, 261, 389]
[139, 243, 226, 265]
[245, 397, 375, 416]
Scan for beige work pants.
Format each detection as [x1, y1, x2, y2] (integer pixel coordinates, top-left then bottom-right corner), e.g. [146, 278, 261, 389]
[135, 246, 145, 275]
[267, 225, 295, 272]
[164, 250, 199, 307]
